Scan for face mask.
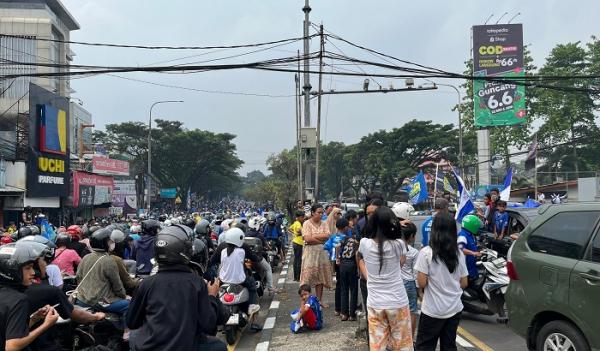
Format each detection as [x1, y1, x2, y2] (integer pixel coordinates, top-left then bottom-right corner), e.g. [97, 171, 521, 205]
[108, 242, 116, 252]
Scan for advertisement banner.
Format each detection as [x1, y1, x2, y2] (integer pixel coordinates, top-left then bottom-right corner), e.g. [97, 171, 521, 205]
[112, 180, 137, 212]
[92, 156, 130, 176]
[27, 84, 70, 197]
[472, 24, 526, 127]
[160, 188, 177, 199]
[72, 171, 114, 207]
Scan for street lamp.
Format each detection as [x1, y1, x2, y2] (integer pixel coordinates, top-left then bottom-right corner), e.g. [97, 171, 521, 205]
[424, 81, 464, 175]
[147, 100, 183, 211]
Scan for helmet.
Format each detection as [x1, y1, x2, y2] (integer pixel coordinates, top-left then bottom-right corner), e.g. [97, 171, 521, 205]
[248, 217, 261, 231]
[67, 225, 83, 240]
[221, 218, 234, 231]
[392, 202, 414, 220]
[17, 226, 33, 239]
[141, 219, 161, 236]
[110, 229, 126, 244]
[18, 235, 55, 260]
[29, 225, 40, 236]
[183, 218, 196, 230]
[223, 228, 245, 248]
[195, 219, 210, 236]
[267, 213, 276, 222]
[154, 224, 193, 265]
[90, 227, 112, 252]
[231, 221, 248, 234]
[158, 214, 167, 222]
[55, 233, 71, 247]
[462, 215, 482, 235]
[86, 225, 101, 238]
[163, 219, 172, 227]
[1, 236, 12, 245]
[0, 241, 46, 285]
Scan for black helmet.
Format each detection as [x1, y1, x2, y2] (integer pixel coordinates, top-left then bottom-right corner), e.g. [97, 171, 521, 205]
[141, 219, 161, 236]
[158, 214, 167, 222]
[17, 226, 33, 239]
[86, 225, 101, 238]
[55, 233, 71, 248]
[0, 241, 46, 285]
[90, 227, 112, 252]
[183, 218, 196, 230]
[154, 224, 193, 265]
[195, 219, 210, 236]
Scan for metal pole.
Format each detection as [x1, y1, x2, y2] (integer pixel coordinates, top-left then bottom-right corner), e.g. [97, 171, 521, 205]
[297, 50, 304, 201]
[315, 24, 324, 202]
[295, 73, 302, 202]
[302, 0, 312, 201]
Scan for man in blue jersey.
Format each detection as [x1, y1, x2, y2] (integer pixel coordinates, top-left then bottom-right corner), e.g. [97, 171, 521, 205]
[421, 198, 449, 247]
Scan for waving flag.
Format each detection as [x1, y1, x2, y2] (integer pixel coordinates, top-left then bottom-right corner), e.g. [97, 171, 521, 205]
[453, 167, 475, 222]
[186, 187, 192, 211]
[443, 175, 454, 193]
[500, 166, 513, 201]
[409, 171, 429, 205]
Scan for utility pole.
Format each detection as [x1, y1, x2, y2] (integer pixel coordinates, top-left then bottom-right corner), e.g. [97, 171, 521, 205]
[315, 24, 325, 202]
[301, 0, 314, 202]
[295, 72, 302, 202]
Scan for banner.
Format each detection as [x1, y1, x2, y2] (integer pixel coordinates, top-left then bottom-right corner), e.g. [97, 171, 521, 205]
[408, 171, 428, 205]
[27, 84, 70, 197]
[472, 24, 526, 127]
[92, 156, 130, 176]
[72, 171, 114, 207]
[160, 188, 177, 199]
[112, 180, 137, 212]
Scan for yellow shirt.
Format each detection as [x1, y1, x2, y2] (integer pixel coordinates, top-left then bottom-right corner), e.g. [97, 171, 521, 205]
[290, 220, 304, 246]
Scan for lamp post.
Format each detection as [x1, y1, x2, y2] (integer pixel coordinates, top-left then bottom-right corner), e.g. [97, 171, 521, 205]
[147, 100, 183, 211]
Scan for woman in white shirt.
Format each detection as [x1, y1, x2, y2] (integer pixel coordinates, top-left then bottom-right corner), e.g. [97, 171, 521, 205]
[357, 206, 413, 351]
[414, 213, 468, 351]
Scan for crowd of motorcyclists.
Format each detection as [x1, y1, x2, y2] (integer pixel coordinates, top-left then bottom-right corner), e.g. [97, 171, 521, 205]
[0, 206, 290, 351]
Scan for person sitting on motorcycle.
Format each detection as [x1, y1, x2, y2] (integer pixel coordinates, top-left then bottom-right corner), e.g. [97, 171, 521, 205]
[75, 227, 130, 339]
[0, 241, 59, 351]
[195, 219, 216, 252]
[135, 219, 161, 276]
[208, 228, 262, 324]
[262, 214, 283, 260]
[18, 235, 62, 289]
[66, 225, 91, 258]
[239, 219, 280, 294]
[108, 228, 141, 294]
[127, 224, 228, 351]
[458, 215, 482, 285]
[52, 233, 81, 277]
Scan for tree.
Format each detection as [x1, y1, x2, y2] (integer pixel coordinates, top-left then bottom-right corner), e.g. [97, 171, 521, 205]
[318, 141, 347, 201]
[266, 149, 298, 216]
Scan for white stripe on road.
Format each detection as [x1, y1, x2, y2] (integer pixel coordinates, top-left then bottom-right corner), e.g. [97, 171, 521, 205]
[280, 270, 287, 276]
[456, 335, 474, 348]
[263, 316, 276, 329]
[255, 341, 269, 351]
[277, 277, 286, 285]
[282, 265, 289, 269]
[270, 300, 280, 309]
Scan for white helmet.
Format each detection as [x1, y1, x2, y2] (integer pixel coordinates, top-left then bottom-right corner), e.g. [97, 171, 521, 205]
[221, 218, 234, 231]
[163, 219, 172, 227]
[392, 202, 414, 220]
[248, 217, 261, 231]
[110, 229, 125, 244]
[223, 227, 245, 247]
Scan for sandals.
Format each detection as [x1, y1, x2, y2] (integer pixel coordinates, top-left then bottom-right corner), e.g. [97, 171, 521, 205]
[341, 315, 348, 321]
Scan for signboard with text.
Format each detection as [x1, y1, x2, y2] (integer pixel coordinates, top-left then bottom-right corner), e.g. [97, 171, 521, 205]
[160, 188, 177, 199]
[112, 180, 137, 212]
[72, 171, 114, 207]
[92, 156, 130, 176]
[26, 84, 70, 197]
[472, 24, 526, 127]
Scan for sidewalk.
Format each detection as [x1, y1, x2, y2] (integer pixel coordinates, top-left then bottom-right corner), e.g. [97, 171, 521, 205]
[261, 245, 475, 351]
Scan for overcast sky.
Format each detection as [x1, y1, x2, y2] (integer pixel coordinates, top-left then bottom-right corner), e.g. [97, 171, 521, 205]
[61, 0, 600, 175]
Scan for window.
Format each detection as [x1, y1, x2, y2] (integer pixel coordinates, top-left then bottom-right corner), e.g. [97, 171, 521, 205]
[592, 232, 600, 263]
[0, 35, 37, 99]
[528, 211, 600, 260]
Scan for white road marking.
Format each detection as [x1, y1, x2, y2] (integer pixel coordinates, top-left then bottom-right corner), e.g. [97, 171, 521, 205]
[456, 335, 474, 348]
[277, 277, 285, 285]
[280, 270, 287, 275]
[263, 316, 276, 329]
[255, 341, 269, 351]
[282, 265, 289, 269]
[270, 300, 280, 309]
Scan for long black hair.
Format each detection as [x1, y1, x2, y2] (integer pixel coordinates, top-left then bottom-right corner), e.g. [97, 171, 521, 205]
[366, 206, 403, 274]
[361, 192, 385, 239]
[429, 213, 460, 273]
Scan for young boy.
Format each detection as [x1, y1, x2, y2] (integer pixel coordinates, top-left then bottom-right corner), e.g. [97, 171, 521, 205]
[494, 200, 509, 240]
[400, 222, 419, 337]
[290, 284, 323, 333]
[336, 221, 359, 321]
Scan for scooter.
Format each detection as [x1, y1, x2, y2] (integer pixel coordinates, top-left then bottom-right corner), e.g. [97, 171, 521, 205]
[244, 237, 267, 298]
[461, 249, 509, 323]
[266, 238, 281, 271]
[219, 283, 260, 345]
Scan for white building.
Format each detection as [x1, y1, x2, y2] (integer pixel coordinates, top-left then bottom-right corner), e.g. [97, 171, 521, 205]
[69, 101, 92, 157]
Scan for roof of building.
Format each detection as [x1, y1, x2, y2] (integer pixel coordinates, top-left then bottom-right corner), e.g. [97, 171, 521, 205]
[0, 0, 80, 30]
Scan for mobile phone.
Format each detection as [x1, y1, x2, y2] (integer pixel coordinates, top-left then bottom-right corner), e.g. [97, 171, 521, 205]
[51, 303, 60, 309]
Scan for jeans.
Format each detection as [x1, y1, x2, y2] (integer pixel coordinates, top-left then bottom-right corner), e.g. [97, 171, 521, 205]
[198, 336, 227, 351]
[415, 312, 461, 351]
[360, 278, 368, 312]
[404, 280, 418, 314]
[292, 243, 303, 281]
[76, 298, 129, 329]
[258, 257, 273, 289]
[339, 264, 358, 317]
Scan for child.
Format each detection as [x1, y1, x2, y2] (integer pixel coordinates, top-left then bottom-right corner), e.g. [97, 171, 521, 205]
[290, 284, 323, 333]
[336, 221, 359, 321]
[494, 200, 509, 240]
[400, 222, 419, 337]
[324, 218, 348, 315]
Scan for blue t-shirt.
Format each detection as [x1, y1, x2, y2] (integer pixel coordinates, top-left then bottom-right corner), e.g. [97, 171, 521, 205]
[457, 228, 478, 279]
[421, 215, 433, 247]
[324, 232, 346, 261]
[306, 295, 323, 330]
[494, 211, 509, 234]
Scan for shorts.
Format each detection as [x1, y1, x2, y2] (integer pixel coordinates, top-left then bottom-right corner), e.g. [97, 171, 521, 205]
[290, 307, 318, 333]
[404, 280, 418, 314]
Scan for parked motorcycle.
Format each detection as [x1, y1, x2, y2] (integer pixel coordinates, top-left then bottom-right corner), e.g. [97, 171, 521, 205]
[461, 249, 509, 323]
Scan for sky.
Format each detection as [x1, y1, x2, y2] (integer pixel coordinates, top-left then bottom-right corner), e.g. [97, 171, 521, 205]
[60, 0, 600, 175]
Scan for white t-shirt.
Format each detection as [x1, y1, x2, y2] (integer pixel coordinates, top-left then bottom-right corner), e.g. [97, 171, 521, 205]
[414, 246, 468, 319]
[219, 247, 246, 285]
[46, 264, 63, 287]
[401, 244, 419, 282]
[358, 238, 408, 309]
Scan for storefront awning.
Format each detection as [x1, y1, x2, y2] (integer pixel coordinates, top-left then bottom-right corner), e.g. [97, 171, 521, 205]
[0, 185, 25, 195]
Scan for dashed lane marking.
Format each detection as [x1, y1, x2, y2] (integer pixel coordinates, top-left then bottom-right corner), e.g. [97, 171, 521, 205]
[456, 335, 474, 348]
[458, 326, 495, 351]
[263, 316, 276, 330]
[270, 301, 280, 309]
[277, 278, 285, 285]
[255, 341, 269, 351]
[280, 270, 287, 275]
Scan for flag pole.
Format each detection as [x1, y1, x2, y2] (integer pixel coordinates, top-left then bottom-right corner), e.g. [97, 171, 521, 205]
[433, 162, 439, 209]
[534, 154, 538, 201]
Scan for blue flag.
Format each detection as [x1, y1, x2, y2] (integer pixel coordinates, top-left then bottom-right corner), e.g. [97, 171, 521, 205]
[409, 171, 428, 205]
[500, 166, 513, 201]
[453, 167, 475, 223]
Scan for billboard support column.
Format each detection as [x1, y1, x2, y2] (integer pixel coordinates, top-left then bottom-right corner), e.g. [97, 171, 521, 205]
[477, 129, 491, 185]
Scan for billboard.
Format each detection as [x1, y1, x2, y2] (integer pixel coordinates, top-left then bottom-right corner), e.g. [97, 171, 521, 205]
[472, 24, 526, 127]
[112, 180, 137, 212]
[160, 188, 177, 199]
[92, 156, 130, 176]
[72, 171, 114, 207]
[27, 84, 70, 197]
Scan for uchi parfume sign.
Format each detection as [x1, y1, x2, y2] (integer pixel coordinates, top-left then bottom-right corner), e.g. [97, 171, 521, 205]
[472, 24, 526, 127]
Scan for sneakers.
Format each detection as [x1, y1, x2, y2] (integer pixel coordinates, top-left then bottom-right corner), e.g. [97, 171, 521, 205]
[248, 304, 261, 315]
